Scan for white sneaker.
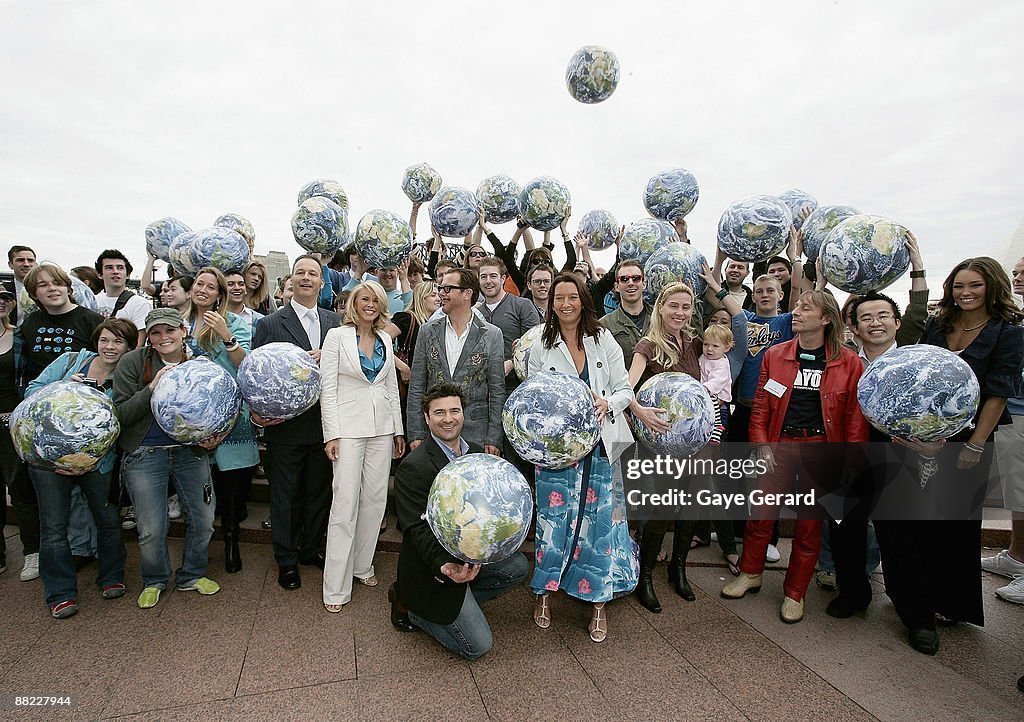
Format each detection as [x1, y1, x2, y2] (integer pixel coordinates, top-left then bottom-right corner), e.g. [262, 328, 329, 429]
[167, 495, 182, 520]
[766, 544, 781, 564]
[981, 550, 1024, 579]
[814, 569, 837, 591]
[121, 507, 137, 530]
[995, 575, 1024, 604]
[20, 553, 40, 581]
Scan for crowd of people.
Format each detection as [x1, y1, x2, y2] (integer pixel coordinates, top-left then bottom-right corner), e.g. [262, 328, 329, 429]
[1, 205, 1022, 692]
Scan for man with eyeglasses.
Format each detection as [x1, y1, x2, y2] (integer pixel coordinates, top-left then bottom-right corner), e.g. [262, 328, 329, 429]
[600, 260, 652, 363]
[406, 269, 506, 457]
[525, 264, 553, 316]
[375, 261, 413, 315]
[828, 247, 930, 624]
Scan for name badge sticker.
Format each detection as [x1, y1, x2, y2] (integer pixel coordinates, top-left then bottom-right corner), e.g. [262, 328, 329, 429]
[763, 379, 787, 398]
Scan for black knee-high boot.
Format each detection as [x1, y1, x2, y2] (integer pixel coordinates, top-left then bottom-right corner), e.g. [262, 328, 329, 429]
[635, 526, 664, 613]
[668, 527, 695, 601]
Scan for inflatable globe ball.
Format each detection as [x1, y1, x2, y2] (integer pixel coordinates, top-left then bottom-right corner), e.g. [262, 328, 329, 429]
[644, 168, 700, 222]
[9, 381, 120, 473]
[150, 357, 242, 444]
[629, 373, 715, 457]
[70, 276, 98, 312]
[291, 196, 348, 255]
[502, 371, 601, 470]
[237, 343, 322, 420]
[820, 215, 911, 294]
[856, 345, 980, 441]
[512, 323, 545, 382]
[476, 175, 521, 225]
[620, 219, 678, 268]
[717, 195, 793, 263]
[517, 176, 571, 232]
[297, 178, 348, 212]
[214, 213, 256, 252]
[354, 209, 413, 269]
[187, 226, 252, 274]
[428, 186, 480, 238]
[168, 231, 198, 277]
[426, 453, 534, 564]
[402, 162, 443, 203]
[566, 45, 620, 104]
[578, 209, 619, 251]
[146, 217, 191, 262]
[644, 242, 708, 301]
[800, 204, 860, 262]
[777, 189, 818, 231]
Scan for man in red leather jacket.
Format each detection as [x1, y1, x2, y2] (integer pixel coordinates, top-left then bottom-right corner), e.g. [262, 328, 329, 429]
[721, 289, 868, 623]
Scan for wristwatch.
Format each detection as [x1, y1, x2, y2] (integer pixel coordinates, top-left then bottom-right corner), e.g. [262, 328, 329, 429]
[910, 269, 926, 278]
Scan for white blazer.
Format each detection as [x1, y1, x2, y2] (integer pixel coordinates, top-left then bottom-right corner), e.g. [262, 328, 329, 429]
[320, 325, 404, 441]
[527, 326, 634, 462]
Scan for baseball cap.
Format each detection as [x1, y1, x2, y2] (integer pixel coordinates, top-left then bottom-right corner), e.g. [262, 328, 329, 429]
[144, 307, 184, 332]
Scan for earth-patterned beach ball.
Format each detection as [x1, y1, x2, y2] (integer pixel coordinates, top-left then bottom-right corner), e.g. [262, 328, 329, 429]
[9, 381, 120, 473]
[566, 45, 620, 104]
[620, 219, 678, 268]
[188, 227, 252, 274]
[644, 168, 700, 222]
[717, 195, 793, 263]
[297, 179, 348, 212]
[629, 372, 715, 456]
[801, 204, 860, 262]
[429, 187, 480, 238]
[512, 323, 545, 381]
[70, 276, 98, 312]
[354, 209, 413, 269]
[402, 162, 443, 203]
[150, 357, 241, 444]
[291, 197, 348, 255]
[578, 209, 619, 250]
[476, 175, 521, 224]
[644, 242, 708, 301]
[777, 189, 818, 231]
[517, 176, 571, 232]
[168, 231, 199, 277]
[857, 345, 979, 440]
[237, 342, 321, 420]
[145, 217, 191, 262]
[427, 453, 533, 564]
[820, 215, 911, 294]
[214, 213, 255, 252]
[503, 371, 601, 470]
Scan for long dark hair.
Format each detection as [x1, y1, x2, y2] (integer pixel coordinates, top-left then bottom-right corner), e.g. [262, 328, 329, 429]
[541, 273, 602, 348]
[934, 257, 1024, 331]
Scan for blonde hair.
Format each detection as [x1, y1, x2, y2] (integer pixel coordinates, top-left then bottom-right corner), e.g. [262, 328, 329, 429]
[644, 283, 697, 369]
[343, 281, 390, 331]
[186, 267, 231, 353]
[796, 289, 845, 361]
[408, 281, 438, 325]
[703, 323, 734, 349]
[243, 261, 271, 310]
[25, 263, 73, 302]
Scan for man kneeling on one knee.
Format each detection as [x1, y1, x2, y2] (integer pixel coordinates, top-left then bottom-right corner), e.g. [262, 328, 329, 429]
[391, 382, 528, 660]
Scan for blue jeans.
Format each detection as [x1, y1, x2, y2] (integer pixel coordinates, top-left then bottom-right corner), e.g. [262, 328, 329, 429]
[28, 467, 126, 607]
[69, 485, 97, 557]
[122, 446, 215, 589]
[408, 553, 529, 660]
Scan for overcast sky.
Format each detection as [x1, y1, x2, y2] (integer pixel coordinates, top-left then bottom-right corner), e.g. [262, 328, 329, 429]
[2, 0, 1022, 299]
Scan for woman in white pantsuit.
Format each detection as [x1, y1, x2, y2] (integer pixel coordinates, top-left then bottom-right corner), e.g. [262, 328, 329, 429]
[320, 281, 405, 613]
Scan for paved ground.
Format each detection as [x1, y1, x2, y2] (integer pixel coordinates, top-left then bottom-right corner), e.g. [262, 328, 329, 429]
[1, 527, 1021, 721]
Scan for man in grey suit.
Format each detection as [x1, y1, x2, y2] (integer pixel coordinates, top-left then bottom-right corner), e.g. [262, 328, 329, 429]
[251, 255, 342, 590]
[407, 268, 506, 455]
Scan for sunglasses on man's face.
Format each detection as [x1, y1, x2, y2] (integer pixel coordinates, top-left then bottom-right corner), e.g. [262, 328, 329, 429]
[467, 251, 487, 258]
[617, 274, 643, 284]
[437, 285, 465, 294]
